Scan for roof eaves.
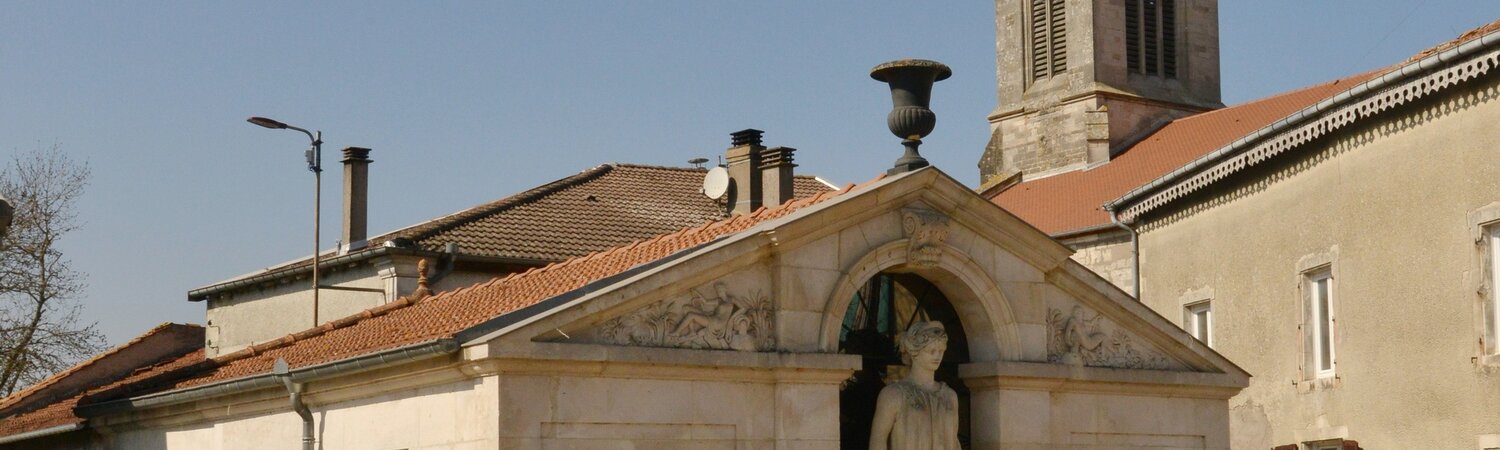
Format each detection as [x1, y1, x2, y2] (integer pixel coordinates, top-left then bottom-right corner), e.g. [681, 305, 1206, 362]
[188, 246, 418, 301]
[1106, 25, 1500, 220]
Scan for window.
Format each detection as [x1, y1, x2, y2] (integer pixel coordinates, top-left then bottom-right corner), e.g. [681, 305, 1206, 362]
[1125, 0, 1177, 78]
[1306, 270, 1336, 378]
[1030, 0, 1067, 79]
[1488, 224, 1500, 356]
[1184, 301, 1211, 346]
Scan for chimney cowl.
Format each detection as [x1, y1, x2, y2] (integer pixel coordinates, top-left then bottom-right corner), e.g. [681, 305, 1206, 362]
[342, 147, 372, 162]
[730, 129, 764, 148]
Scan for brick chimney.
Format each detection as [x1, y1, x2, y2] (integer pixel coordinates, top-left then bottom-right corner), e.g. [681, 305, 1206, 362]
[340, 147, 372, 253]
[759, 146, 796, 208]
[725, 129, 764, 215]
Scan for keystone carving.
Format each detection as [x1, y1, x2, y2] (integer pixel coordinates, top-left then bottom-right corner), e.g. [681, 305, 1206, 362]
[590, 282, 774, 352]
[902, 209, 950, 267]
[1046, 306, 1175, 370]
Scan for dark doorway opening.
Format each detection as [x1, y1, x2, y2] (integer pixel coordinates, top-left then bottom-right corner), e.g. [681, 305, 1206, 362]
[837, 272, 971, 450]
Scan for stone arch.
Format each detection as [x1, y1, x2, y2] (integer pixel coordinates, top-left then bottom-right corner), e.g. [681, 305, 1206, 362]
[818, 239, 1022, 362]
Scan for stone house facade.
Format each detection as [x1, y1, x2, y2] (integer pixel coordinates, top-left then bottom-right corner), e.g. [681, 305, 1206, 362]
[1107, 26, 1500, 449]
[988, 0, 1500, 448]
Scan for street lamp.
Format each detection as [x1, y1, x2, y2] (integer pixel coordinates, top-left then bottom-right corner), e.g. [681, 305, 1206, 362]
[248, 116, 324, 327]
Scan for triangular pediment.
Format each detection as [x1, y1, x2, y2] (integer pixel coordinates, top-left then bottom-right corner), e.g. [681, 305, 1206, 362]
[470, 168, 1245, 382]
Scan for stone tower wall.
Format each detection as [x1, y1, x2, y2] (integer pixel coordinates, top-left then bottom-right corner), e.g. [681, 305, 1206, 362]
[982, 0, 1222, 184]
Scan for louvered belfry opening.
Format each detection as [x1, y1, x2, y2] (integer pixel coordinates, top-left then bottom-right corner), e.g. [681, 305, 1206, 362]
[1029, 0, 1066, 80]
[1126, 0, 1177, 78]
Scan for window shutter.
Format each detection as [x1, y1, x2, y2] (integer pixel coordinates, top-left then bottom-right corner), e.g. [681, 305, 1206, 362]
[1049, 0, 1067, 74]
[1272, 445, 1298, 450]
[1296, 321, 1305, 379]
[1125, 0, 1141, 73]
[1341, 440, 1362, 450]
[1161, 0, 1176, 77]
[1031, 0, 1050, 78]
[1296, 278, 1306, 380]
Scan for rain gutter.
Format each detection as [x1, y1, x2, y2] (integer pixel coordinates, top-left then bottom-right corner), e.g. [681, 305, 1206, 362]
[0, 423, 86, 445]
[76, 338, 459, 418]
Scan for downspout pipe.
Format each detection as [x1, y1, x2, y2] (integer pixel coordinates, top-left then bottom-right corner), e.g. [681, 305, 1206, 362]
[1108, 207, 1141, 299]
[274, 358, 315, 450]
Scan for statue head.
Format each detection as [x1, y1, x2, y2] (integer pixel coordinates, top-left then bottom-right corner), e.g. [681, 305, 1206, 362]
[897, 321, 948, 372]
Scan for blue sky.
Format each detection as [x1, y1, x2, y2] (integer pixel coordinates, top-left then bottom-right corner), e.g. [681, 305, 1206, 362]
[2, 1, 1496, 345]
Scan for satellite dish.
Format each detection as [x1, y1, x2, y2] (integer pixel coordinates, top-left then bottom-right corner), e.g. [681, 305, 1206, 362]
[703, 166, 731, 199]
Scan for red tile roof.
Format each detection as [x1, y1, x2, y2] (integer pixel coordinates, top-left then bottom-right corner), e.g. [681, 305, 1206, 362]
[388, 163, 834, 261]
[193, 164, 834, 296]
[0, 324, 203, 438]
[69, 176, 879, 417]
[991, 18, 1500, 236]
[989, 73, 1381, 235]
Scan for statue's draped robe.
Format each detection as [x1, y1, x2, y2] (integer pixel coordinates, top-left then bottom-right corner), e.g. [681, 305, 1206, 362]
[881, 381, 960, 450]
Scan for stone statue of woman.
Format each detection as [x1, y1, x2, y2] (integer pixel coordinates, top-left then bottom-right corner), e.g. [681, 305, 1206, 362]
[869, 321, 959, 450]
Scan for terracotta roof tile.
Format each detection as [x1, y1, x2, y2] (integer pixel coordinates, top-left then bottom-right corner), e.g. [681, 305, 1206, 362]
[390, 164, 831, 261]
[0, 326, 203, 439]
[202, 164, 834, 292]
[80, 175, 863, 409]
[991, 17, 1500, 235]
[991, 73, 1381, 235]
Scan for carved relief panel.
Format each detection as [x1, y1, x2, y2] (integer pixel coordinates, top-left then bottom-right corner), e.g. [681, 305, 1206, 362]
[901, 209, 950, 268]
[576, 271, 776, 352]
[1043, 297, 1186, 371]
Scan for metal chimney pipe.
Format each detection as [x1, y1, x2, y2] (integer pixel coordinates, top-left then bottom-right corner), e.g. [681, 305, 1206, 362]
[340, 147, 372, 253]
[870, 59, 951, 175]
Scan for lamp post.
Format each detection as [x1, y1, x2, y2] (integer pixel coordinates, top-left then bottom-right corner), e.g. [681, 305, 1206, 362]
[248, 116, 324, 327]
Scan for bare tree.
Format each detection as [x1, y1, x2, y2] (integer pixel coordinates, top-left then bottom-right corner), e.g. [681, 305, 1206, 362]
[0, 146, 104, 396]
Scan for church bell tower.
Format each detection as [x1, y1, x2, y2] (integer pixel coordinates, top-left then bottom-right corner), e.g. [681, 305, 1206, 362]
[980, 0, 1222, 185]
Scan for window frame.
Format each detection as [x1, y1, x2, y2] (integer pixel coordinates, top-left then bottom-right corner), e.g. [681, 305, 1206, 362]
[1487, 223, 1500, 357]
[1184, 300, 1212, 346]
[1468, 203, 1500, 366]
[1306, 268, 1336, 379]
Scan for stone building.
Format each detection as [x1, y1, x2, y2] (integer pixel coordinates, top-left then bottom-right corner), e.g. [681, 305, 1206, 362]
[988, 1, 1500, 448]
[190, 142, 833, 357]
[0, 161, 1250, 448]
